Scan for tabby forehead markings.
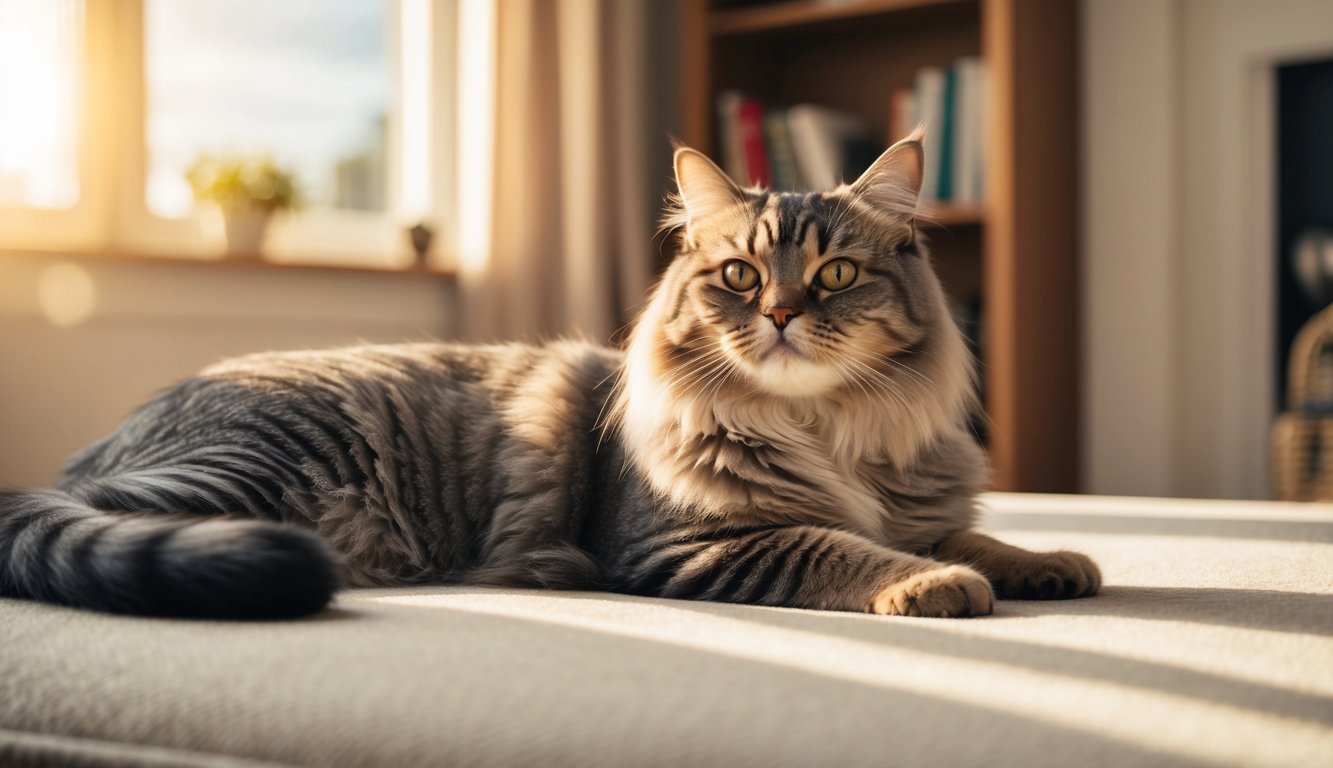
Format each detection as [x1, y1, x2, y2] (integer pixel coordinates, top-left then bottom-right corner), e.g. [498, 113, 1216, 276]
[738, 193, 841, 285]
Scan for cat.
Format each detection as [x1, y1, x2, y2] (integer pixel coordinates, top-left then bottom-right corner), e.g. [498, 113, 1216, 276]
[0, 131, 1099, 620]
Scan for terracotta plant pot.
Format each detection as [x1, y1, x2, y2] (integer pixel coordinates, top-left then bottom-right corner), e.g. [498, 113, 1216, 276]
[222, 205, 273, 259]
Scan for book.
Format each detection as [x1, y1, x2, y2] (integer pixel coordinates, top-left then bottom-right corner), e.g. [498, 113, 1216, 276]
[972, 60, 988, 202]
[737, 98, 771, 187]
[913, 67, 946, 203]
[715, 90, 748, 184]
[937, 66, 957, 201]
[952, 57, 984, 203]
[763, 109, 801, 190]
[787, 104, 867, 191]
[889, 87, 917, 145]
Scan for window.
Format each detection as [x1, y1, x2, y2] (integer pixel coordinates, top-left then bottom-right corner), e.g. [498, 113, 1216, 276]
[144, 1, 390, 218]
[0, 0, 82, 210]
[0, 0, 467, 271]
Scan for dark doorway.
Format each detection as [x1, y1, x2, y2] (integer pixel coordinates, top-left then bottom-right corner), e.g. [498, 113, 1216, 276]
[1276, 59, 1333, 409]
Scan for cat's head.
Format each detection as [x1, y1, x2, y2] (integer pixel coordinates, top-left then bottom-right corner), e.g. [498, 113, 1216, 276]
[629, 130, 972, 425]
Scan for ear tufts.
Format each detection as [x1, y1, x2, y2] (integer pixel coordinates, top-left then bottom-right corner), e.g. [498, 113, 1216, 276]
[849, 127, 925, 219]
[673, 147, 747, 230]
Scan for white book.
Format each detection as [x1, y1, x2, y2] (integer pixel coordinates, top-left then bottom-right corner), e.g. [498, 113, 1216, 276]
[973, 62, 988, 202]
[953, 57, 982, 203]
[787, 104, 866, 191]
[914, 67, 946, 203]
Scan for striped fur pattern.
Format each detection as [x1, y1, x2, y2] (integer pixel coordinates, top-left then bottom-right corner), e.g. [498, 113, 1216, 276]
[0, 133, 1099, 619]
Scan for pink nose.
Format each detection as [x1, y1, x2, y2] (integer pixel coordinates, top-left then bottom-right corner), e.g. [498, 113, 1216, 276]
[765, 307, 802, 329]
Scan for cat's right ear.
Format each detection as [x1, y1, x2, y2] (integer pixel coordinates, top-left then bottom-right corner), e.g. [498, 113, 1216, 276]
[673, 147, 746, 233]
[849, 127, 924, 220]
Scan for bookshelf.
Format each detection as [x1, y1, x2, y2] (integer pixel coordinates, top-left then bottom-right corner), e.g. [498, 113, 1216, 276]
[682, 0, 1078, 492]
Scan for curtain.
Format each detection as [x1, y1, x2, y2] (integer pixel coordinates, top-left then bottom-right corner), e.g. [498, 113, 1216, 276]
[458, 0, 680, 344]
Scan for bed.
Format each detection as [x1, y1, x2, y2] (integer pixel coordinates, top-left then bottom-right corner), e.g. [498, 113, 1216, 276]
[3, 493, 1331, 767]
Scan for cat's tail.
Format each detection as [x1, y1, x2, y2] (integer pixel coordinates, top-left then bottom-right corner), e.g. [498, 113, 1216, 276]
[0, 489, 339, 619]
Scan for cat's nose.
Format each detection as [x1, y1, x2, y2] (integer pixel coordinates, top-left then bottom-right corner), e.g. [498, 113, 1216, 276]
[764, 307, 803, 330]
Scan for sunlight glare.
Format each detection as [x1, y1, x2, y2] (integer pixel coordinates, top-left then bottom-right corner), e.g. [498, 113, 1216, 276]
[0, 0, 82, 209]
[456, 0, 495, 277]
[37, 263, 96, 327]
[399, 0, 432, 222]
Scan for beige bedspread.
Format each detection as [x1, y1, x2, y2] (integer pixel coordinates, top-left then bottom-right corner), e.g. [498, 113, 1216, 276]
[3, 493, 1331, 767]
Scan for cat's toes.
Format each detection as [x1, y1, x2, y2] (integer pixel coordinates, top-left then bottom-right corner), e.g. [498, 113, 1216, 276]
[998, 550, 1101, 600]
[871, 564, 994, 618]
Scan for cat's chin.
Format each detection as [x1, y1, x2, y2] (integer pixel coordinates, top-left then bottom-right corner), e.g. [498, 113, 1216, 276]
[739, 352, 845, 398]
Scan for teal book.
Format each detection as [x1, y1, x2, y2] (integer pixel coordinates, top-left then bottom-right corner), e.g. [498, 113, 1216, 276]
[936, 66, 956, 202]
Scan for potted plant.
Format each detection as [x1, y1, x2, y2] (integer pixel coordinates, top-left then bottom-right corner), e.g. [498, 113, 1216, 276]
[187, 155, 301, 259]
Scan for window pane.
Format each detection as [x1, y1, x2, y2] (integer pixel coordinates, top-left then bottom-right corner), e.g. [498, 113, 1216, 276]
[145, 0, 390, 219]
[0, 0, 82, 209]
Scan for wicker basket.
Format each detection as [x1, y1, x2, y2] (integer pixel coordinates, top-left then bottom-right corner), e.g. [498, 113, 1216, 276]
[1272, 303, 1333, 501]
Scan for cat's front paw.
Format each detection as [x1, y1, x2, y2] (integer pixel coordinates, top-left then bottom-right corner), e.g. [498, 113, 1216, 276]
[871, 564, 994, 618]
[997, 550, 1101, 600]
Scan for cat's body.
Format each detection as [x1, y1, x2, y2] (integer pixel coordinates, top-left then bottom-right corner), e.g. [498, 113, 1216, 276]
[0, 133, 1099, 619]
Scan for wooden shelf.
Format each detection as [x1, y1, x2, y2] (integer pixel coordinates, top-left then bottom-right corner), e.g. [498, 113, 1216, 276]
[683, 0, 1080, 492]
[711, 0, 971, 35]
[919, 203, 986, 228]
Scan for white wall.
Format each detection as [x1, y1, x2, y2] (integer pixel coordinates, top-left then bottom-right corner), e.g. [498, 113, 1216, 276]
[1081, 0, 1333, 498]
[1081, 0, 1180, 498]
[0, 254, 455, 487]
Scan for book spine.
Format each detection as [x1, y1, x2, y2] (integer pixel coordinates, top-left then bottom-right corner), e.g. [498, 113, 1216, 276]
[786, 108, 823, 191]
[764, 109, 800, 191]
[914, 68, 944, 203]
[738, 99, 772, 187]
[974, 62, 988, 203]
[889, 87, 915, 144]
[937, 66, 956, 202]
[953, 58, 979, 203]
[715, 90, 748, 184]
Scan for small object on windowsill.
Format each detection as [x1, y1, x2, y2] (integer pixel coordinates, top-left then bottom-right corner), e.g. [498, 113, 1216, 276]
[221, 204, 271, 260]
[187, 154, 302, 260]
[409, 222, 434, 268]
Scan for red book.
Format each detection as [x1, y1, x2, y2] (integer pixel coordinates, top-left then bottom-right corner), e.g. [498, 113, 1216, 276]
[738, 99, 772, 187]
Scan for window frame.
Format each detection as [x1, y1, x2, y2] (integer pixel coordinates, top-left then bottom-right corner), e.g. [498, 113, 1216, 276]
[0, 0, 459, 272]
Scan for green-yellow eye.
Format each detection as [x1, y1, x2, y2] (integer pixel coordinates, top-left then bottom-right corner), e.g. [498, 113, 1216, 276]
[817, 259, 857, 291]
[722, 260, 759, 292]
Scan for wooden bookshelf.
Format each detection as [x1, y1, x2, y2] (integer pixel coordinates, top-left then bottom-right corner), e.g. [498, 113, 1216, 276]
[682, 0, 1079, 492]
[710, 0, 971, 34]
[920, 203, 987, 228]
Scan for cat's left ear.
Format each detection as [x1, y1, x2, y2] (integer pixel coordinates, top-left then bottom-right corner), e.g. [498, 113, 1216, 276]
[674, 146, 747, 232]
[849, 127, 924, 220]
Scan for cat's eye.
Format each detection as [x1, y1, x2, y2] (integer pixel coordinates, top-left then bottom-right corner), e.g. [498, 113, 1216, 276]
[816, 259, 857, 291]
[722, 260, 760, 292]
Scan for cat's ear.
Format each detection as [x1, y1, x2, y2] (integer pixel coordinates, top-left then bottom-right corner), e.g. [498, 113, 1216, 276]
[673, 147, 746, 228]
[849, 127, 924, 219]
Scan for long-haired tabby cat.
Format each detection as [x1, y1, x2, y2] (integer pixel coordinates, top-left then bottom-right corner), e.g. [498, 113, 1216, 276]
[0, 132, 1098, 619]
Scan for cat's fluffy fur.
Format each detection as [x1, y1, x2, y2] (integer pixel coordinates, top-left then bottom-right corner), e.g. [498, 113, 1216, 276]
[0, 133, 1099, 619]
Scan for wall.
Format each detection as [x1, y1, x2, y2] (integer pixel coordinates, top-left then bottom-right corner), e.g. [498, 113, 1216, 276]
[0, 254, 455, 487]
[1081, 0, 1333, 498]
[1080, 0, 1179, 497]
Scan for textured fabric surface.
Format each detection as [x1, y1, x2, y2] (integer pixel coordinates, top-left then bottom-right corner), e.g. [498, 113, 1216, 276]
[2, 493, 1331, 767]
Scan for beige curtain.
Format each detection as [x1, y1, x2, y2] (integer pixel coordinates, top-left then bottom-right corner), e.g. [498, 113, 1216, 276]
[459, 0, 679, 344]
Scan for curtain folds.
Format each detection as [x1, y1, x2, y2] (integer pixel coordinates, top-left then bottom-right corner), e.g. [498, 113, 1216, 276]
[459, 0, 677, 344]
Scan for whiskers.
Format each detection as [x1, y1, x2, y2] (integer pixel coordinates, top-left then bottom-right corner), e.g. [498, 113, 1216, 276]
[657, 334, 749, 407]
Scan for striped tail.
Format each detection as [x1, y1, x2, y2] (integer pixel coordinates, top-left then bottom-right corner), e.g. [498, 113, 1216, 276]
[0, 490, 339, 619]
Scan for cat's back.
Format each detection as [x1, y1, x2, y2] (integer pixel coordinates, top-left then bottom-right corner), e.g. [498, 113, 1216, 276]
[195, 340, 623, 411]
[201, 340, 611, 390]
[62, 340, 625, 490]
